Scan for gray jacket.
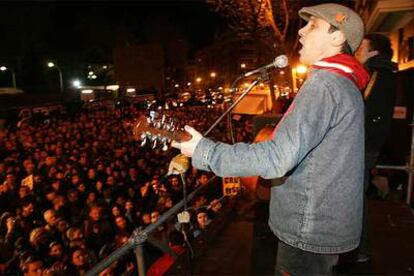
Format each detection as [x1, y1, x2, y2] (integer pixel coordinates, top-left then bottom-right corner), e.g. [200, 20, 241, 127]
[192, 69, 364, 254]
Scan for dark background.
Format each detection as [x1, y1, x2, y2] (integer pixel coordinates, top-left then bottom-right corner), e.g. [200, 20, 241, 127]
[0, 1, 226, 92]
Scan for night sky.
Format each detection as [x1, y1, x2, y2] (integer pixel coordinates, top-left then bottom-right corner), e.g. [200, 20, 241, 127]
[0, 1, 225, 91]
[0, 1, 224, 58]
[0, 0, 352, 92]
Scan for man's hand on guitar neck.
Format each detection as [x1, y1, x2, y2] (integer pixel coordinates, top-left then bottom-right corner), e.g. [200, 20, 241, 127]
[171, 125, 203, 157]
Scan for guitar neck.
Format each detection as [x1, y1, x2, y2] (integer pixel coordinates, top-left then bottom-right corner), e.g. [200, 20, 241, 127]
[170, 129, 192, 143]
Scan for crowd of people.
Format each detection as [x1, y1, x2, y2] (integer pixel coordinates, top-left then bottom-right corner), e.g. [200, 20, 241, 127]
[0, 102, 254, 275]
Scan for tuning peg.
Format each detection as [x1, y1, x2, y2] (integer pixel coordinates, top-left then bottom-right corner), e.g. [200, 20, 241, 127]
[149, 111, 158, 121]
[140, 136, 147, 147]
[162, 121, 169, 131]
[151, 135, 158, 149]
[161, 137, 168, 151]
[169, 122, 175, 132]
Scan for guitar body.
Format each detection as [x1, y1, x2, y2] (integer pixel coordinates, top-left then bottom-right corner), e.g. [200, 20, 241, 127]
[240, 125, 274, 201]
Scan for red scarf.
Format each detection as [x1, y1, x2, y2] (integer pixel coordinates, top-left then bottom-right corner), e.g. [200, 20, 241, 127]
[312, 54, 369, 90]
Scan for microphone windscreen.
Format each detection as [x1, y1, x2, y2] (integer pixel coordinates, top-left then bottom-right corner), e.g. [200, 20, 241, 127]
[274, 55, 288, 68]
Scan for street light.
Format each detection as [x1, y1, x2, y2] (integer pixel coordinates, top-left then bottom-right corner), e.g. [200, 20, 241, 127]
[47, 61, 64, 93]
[72, 79, 82, 88]
[296, 65, 308, 74]
[292, 64, 308, 93]
[0, 66, 16, 88]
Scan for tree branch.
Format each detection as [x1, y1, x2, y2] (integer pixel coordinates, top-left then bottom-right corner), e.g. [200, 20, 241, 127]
[281, 0, 289, 40]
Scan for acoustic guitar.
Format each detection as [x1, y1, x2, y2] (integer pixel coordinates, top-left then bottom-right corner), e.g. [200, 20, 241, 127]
[129, 116, 280, 201]
[239, 125, 275, 201]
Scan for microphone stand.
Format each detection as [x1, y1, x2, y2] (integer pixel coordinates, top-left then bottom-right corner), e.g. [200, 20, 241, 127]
[223, 74, 244, 144]
[204, 69, 269, 136]
[180, 172, 194, 275]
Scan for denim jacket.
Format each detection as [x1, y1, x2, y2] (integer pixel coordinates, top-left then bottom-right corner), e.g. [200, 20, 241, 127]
[192, 69, 364, 254]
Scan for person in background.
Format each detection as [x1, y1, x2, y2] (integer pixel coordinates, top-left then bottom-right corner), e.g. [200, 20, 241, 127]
[355, 33, 397, 262]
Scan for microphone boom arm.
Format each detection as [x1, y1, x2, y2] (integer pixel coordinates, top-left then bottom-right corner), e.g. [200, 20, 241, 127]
[204, 75, 263, 136]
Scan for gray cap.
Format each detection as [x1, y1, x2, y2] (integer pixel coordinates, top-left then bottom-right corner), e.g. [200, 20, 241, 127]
[299, 3, 364, 53]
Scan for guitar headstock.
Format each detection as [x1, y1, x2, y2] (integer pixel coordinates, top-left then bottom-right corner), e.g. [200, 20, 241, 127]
[130, 112, 192, 151]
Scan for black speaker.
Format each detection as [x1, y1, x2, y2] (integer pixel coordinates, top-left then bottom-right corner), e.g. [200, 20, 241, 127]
[252, 114, 283, 136]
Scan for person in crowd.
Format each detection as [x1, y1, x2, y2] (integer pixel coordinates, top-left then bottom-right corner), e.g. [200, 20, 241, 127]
[66, 226, 84, 245]
[207, 198, 223, 219]
[141, 212, 152, 227]
[173, 3, 369, 275]
[2, 238, 31, 275]
[42, 187, 57, 210]
[29, 227, 50, 257]
[0, 173, 17, 211]
[18, 199, 40, 236]
[110, 203, 123, 220]
[193, 208, 212, 238]
[85, 191, 99, 209]
[124, 199, 140, 227]
[168, 176, 183, 204]
[354, 33, 397, 263]
[52, 195, 70, 220]
[67, 189, 83, 224]
[43, 209, 59, 239]
[68, 247, 91, 275]
[113, 215, 132, 248]
[18, 185, 32, 201]
[83, 205, 114, 253]
[46, 240, 66, 267]
[0, 213, 22, 263]
[21, 256, 44, 276]
[55, 219, 69, 241]
[192, 195, 208, 209]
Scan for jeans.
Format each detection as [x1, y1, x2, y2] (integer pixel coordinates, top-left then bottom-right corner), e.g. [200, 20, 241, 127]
[275, 241, 339, 276]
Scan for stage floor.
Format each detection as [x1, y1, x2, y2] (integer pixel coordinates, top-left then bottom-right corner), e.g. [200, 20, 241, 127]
[192, 199, 414, 275]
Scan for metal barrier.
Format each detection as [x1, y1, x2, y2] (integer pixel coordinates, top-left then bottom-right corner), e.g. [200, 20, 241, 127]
[376, 109, 414, 205]
[86, 176, 217, 276]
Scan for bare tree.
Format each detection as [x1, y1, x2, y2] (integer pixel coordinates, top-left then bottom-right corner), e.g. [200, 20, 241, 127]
[206, 0, 303, 58]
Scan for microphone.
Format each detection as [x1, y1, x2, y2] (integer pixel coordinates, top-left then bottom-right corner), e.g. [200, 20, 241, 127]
[243, 55, 288, 77]
[167, 154, 190, 176]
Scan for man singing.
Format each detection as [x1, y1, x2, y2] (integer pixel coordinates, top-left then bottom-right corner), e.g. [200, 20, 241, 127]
[173, 3, 369, 275]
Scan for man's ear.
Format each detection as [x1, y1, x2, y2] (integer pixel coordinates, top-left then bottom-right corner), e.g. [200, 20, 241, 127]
[330, 30, 347, 48]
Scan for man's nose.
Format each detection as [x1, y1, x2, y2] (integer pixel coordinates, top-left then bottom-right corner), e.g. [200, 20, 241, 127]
[298, 28, 304, 37]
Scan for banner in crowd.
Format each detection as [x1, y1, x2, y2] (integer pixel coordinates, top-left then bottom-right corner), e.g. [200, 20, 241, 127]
[222, 177, 241, 196]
